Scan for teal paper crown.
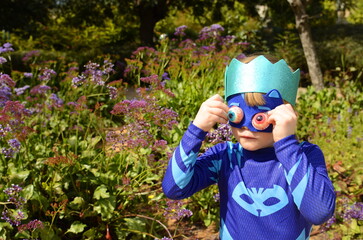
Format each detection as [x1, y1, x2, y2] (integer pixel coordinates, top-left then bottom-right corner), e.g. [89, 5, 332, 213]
[224, 56, 300, 105]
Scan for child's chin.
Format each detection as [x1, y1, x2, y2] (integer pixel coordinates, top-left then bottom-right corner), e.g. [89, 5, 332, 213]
[239, 143, 263, 151]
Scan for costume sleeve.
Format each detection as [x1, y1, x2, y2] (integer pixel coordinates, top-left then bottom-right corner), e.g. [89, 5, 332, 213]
[274, 135, 336, 225]
[162, 123, 222, 200]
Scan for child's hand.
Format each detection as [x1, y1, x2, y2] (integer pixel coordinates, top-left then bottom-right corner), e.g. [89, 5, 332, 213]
[193, 94, 229, 132]
[267, 104, 297, 142]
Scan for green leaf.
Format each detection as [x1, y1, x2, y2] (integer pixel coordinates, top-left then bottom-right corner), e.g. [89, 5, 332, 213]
[66, 221, 87, 234]
[93, 185, 110, 199]
[93, 196, 116, 220]
[22, 184, 34, 200]
[124, 217, 146, 232]
[69, 197, 85, 210]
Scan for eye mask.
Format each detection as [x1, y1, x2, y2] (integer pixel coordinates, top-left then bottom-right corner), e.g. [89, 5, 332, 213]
[227, 89, 284, 132]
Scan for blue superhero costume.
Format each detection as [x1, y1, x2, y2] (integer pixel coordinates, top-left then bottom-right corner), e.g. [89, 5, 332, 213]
[162, 90, 336, 240]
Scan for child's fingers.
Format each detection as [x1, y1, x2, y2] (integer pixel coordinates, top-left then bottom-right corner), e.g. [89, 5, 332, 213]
[193, 94, 229, 131]
[204, 95, 229, 117]
[267, 104, 296, 123]
[267, 104, 297, 141]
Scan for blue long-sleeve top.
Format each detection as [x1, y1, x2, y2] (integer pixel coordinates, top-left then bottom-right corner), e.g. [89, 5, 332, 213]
[162, 123, 336, 240]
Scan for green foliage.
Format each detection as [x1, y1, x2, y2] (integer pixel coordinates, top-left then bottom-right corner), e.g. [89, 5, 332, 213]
[1, 19, 363, 239]
[347, 0, 363, 23]
[296, 74, 363, 239]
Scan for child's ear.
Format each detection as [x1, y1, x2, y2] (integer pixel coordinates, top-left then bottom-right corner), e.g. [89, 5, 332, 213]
[265, 89, 284, 104]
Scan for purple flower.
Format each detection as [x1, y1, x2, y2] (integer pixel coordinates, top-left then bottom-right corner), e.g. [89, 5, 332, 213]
[213, 192, 220, 202]
[2, 139, 21, 158]
[18, 219, 44, 232]
[0, 42, 14, 53]
[0, 86, 12, 107]
[0, 57, 7, 64]
[162, 72, 170, 80]
[206, 123, 232, 144]
[174, 25, 188, 37]
[140, 74, 159, 85]
[163, 199, 193, 221]
[30, 85, 51, 95]
[341, 202, 363, 221]
[0, 124, 12, 138]
[3, 184, 23, 195]
[14, 85, 30, 95]
[1, 209, 24, 226]
[72, 60, 114, 87]
[22, 50, 40, 62]
[210, 24, 224, 32]
[39, 68, 56, 81]
[199, 24, 225, 40]
[49, 93, 64, 108]
[72, 74, 86, 87]
[24, 72, 33, 78]
[3, 184, 26, 210]
[0, 73, 16, 88]
[8, 138, 21, 149]
[107, 85, 118, 99]
[102, 59, 115, 75]
[111, 99, 149, 115]
[236, 53, 247, 60]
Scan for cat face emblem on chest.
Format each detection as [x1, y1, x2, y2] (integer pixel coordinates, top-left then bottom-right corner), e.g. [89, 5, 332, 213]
[232, 181, 289, 217]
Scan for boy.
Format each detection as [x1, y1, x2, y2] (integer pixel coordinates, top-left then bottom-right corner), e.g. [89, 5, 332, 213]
[162, 55, 335, 240]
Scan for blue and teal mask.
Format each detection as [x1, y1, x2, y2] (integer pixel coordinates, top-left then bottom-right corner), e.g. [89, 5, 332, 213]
[227, 89, 284, 132]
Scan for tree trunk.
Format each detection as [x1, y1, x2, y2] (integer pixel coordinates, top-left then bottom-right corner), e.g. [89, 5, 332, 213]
[137, 0, 168, 47]
[287, 0, 324, 90]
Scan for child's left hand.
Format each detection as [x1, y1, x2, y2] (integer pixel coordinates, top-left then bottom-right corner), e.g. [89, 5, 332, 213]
[267, 104, 297, 142]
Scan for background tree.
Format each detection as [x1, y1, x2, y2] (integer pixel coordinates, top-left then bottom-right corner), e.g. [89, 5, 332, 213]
[287, 0, 324, 90]
[0, 0, 55, 37]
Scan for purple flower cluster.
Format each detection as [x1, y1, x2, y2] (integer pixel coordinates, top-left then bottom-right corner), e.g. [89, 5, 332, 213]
[71, 60, 117, 99]
[49, 93, 64, 108]
[22, 50, 40, 62]
[174, 25, 188, 37]
[0, 57, 7, 64]
[18, 219, 44, 232]
[111, 99, 149, 115]
[131, 46, 157, 59]
[199, 24, 225, 41]
[30, 85, 51, 96]
[139, 74, 175, 97]
[321, 215, 336, 232]
[14, 85, 30, 96]
[1, 184, 26, 226]
[72, 60, 115, 87]
[38, 68, 57, 81]
[206, 123, 232, 144]
[0, 73, 16, 107]
[1, 209, 24, 226]
[109, 87, 177, 158]
[0, 101, 32, 154]
[341, 202, 363, 221]
[163, 199, 193, 221]
[106, 122, 154, 151]
[107, 85, 118, 99]
[213, 192, 220, 202]
[0, 124, 11, 138]
[0, 43, 14, 53]
[2, 138, 21, 158]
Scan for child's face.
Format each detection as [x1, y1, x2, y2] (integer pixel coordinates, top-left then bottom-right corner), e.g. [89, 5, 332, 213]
[231, 126, 274, 151]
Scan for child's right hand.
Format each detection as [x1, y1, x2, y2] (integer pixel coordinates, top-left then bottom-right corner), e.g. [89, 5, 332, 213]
[193, 94, 229, 132]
